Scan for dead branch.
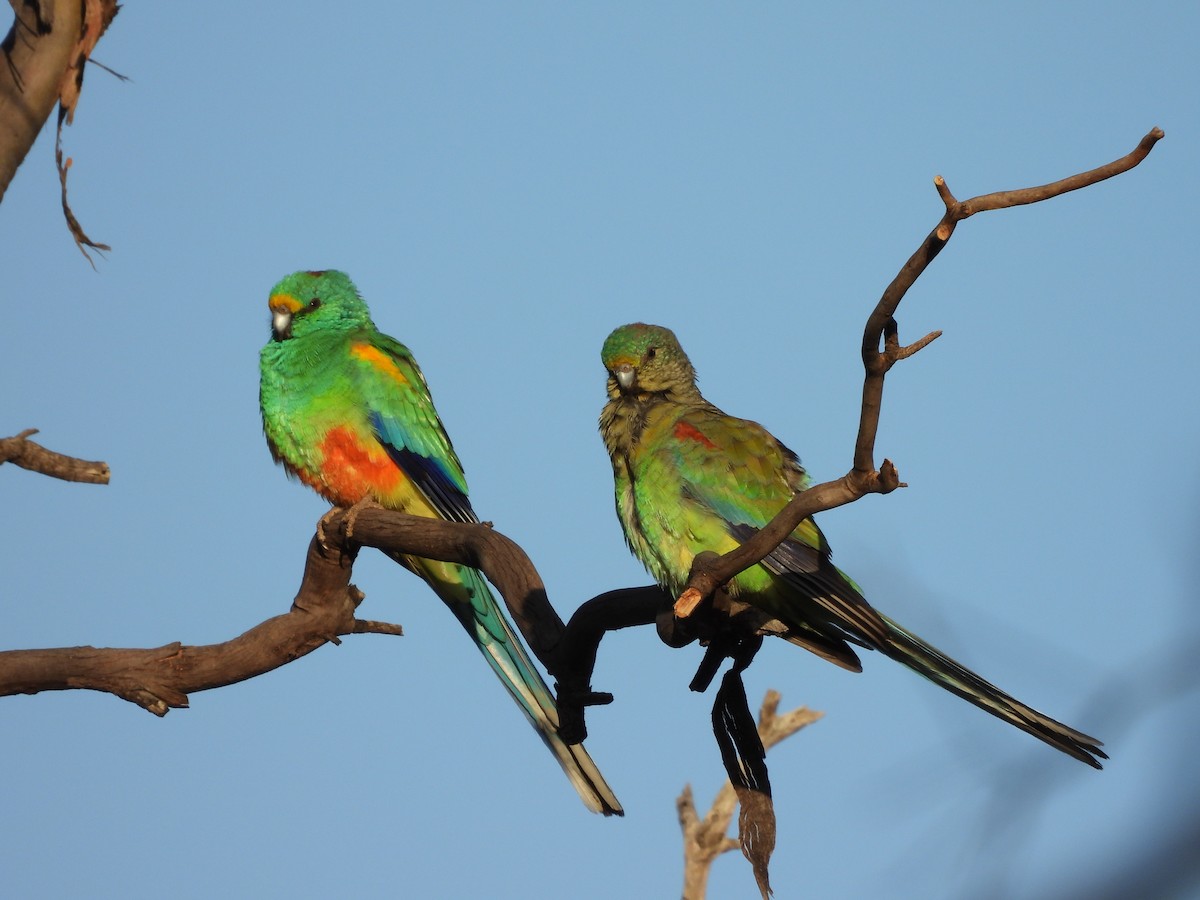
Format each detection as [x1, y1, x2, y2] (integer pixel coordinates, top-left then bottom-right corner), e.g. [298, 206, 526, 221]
[53, 0, 121, 265]
[673, 127, 1164, 615]
[0, 506, 574, 714]
[0, 0, 79, 200]
[545, 127, 1164, 815]
[0, 0, 120, 255]
[322, 505, 568, 663]
[0, 535, 405, 713]
[0, 428, 110, 484]
[679, 690, 823, 900]
[0, 135, 1164, 877]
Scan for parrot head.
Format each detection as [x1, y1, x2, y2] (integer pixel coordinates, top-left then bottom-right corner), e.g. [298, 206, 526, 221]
[601, 323, 699, 399]
[267, 270, 372, 342]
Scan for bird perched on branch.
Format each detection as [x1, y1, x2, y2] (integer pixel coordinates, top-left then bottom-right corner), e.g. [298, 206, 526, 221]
[259, 269, 622, 815]
[599, 321, 1104, 768]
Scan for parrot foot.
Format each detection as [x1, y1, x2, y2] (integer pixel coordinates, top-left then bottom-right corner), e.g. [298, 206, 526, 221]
[342, 496, 383, 542]
[316, 507, 340, 551]
[674, 588, 705, 618]
[315, 498, 379, 551]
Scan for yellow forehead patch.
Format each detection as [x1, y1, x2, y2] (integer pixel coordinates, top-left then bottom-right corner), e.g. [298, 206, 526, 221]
[269, 293, 303, 314]
[350, 343, 409, 384]
[607, 354, 639, 369]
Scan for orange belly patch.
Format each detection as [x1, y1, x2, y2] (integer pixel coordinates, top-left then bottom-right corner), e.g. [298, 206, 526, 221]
[314, 425, 406, 506]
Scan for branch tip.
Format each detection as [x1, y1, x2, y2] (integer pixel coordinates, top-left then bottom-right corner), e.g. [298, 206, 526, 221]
[674, 588, 705, 618]
[934, 175, 956, 207]
[349, 619, 405, 637]
[897, 329, 942, 360]
[759, 689, 781, 722]
[677, 783, 698, 828]
[878, 460, 903, 492]
[0, 430, 111, 484]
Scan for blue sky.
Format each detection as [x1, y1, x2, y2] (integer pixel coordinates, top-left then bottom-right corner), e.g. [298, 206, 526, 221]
[4, 4, 1197, 898]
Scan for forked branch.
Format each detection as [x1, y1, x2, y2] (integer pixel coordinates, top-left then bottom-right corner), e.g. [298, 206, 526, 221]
[0, 531, 402, 712]
[0, 506, 571, 713]
[674, 127, 1164, 615]
[0, 132, 1163, 810]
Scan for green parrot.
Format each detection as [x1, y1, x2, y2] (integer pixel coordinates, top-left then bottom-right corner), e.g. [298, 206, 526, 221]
[599, 322, 1104, 768]
[259, 270, 622, 815]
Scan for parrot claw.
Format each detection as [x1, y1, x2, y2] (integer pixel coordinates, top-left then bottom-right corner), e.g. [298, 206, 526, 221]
[315, 497, 381, 552]
[343, 496, 383, 542]
[316, 507, 340, 552]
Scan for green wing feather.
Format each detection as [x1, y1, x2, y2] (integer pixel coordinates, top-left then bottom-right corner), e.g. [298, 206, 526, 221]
[599, 321, 1104, 767]
[349, 334, 474, 520]
[351, 335, 624, 814]
[262, 272, 623, 814]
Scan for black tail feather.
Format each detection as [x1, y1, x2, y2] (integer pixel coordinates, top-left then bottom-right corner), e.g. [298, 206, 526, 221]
[878, 613, 1106, 768]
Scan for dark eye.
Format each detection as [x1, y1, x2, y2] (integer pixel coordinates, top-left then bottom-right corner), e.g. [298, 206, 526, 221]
[646, 347, 657, 360]
[300, 297, 321, 314]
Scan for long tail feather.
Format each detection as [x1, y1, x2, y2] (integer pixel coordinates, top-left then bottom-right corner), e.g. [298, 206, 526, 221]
[877, 613, 1106, 768]
[397, 552, 624, 815]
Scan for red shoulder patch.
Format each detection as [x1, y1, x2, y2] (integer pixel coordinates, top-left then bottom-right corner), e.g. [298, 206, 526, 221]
[674, 420, 717, 449]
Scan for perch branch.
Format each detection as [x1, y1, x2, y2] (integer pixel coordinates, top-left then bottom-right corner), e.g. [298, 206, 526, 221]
[552, 585, 669, 743]
[0, 501, 607, 717]
[0, 428, 110, 484]
[0, 502, 608, 719]
[674, 127, 1163, 617]
[317, 506, 568, 665]
[0, 532, 400, 713]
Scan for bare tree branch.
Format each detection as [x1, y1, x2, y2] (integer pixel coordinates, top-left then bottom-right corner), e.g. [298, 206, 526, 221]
[53, 0, 120, 264]
[322, 506, 568, 663]
[679, 691, 823, 899]
[933, 127, 1163, 225]
[0, 428, 110, 484]
[0, 132, 1164, 899]
[1, 0, 121, 256]
[0, 0, 80, 200]
[1, 132, 1163, 707]
[0, 506, 569, 713]
[672, 127, 1164, 619]
[0, 535, 404, 713]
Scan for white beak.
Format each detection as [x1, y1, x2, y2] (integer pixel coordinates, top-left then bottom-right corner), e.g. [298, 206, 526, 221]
[272, 309, 293, 339]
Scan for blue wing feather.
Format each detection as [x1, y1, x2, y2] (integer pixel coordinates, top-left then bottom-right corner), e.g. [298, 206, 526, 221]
[368, 411, 477, 524]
